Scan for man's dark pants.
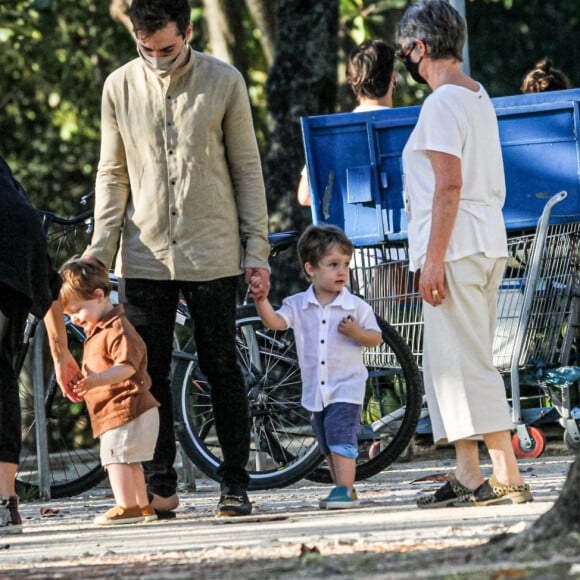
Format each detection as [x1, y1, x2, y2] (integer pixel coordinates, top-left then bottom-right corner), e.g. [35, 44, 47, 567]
[119, 276, 250, 498]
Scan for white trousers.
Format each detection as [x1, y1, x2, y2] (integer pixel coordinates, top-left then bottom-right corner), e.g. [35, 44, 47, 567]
[423, 254, 513, 444]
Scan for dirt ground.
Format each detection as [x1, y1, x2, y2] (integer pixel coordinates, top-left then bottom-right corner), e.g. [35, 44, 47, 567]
[3, 426, 578, 580]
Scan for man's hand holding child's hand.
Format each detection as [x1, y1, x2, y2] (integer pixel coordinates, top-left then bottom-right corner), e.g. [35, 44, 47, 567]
[249, 271, 268, 302]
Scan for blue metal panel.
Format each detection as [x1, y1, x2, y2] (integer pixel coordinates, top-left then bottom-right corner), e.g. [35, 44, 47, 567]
[301, 88, 580, 246]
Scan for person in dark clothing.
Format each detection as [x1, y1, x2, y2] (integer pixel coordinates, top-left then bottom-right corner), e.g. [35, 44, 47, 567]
[0, 156, 81, 534]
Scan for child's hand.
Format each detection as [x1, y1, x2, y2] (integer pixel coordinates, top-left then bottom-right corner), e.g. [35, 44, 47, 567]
[72, 370, 99, 398]
[249, 272, 266, 302]
[338, 315, 360, 337]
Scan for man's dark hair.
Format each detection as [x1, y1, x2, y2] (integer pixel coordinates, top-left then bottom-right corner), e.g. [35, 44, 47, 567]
[128, 0, 191, 38]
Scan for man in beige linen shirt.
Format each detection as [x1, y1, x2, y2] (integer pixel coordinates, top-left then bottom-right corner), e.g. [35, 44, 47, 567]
[84, 0, 270, 518]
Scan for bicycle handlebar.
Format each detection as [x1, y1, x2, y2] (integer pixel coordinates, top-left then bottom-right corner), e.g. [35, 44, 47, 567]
[38, 204, 296, 260]
[267, 231, 298, 258]
[36, 208, 94, 234]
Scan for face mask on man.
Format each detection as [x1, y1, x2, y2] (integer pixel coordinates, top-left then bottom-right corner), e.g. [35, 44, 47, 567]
[138, 41, 189, 75]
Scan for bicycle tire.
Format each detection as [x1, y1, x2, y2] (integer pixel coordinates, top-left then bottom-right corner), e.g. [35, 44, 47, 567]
[172, 304, 323, 490]
[306, 315, 423, 483]
[16, 322, 105, 499]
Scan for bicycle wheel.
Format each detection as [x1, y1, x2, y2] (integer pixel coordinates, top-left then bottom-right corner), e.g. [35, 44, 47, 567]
[172, 304, 322, 490]
[306, 316, 423, 483]
[16, 321, 105, 499]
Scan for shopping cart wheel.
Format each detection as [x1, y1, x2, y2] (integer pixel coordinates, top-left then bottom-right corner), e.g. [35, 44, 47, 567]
[563, 429, 580, 451]
[512, 426, 546, 458]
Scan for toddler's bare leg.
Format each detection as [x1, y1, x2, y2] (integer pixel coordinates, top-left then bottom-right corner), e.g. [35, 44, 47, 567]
[106, 463, 138, 507]
[329, 452, 355, 494]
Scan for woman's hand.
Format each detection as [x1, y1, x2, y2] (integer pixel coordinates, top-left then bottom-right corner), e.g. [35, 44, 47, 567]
[419, 260, 446, 307]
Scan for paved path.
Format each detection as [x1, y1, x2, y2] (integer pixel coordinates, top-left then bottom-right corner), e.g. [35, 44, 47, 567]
[0, 453, 574, 578]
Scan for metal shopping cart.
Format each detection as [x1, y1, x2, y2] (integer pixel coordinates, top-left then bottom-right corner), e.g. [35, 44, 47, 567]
[350, 192, 580, 457]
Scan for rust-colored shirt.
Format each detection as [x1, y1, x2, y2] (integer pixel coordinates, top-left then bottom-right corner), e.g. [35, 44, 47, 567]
[82, 304, 159, 438]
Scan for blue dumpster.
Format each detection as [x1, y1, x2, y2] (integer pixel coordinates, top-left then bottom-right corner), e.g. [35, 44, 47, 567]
[301, 88, 580, 246]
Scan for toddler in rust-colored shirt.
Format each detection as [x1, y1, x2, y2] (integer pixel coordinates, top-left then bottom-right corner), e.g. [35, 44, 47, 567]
[60, 259, 160, 526]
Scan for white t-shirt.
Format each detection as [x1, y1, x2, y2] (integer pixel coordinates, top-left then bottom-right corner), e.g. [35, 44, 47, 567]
[277, 286, 381, 412]
[402, 84, 508, 271]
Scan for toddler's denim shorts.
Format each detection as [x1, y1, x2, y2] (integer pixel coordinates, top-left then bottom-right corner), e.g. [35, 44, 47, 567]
[310, 402, 362, 458]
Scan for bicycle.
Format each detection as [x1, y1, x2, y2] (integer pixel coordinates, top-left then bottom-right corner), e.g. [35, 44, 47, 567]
[171, 233, 423, 489]
[17, 215, 422, 496]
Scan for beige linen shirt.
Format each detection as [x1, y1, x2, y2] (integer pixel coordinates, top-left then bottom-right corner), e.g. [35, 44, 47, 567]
[88, 49, 270, 280]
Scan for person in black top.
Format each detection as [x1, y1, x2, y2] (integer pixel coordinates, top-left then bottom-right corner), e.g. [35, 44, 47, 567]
[0, 156, 81, 534]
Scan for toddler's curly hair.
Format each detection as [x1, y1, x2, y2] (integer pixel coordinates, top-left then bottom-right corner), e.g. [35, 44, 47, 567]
[59, 258, 112, 307]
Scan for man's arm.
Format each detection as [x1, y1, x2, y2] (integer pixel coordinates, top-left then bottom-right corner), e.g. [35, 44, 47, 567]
[85, 76, 130, 267]
[297, 174, 311, 206]
[222, 71, 271, 272]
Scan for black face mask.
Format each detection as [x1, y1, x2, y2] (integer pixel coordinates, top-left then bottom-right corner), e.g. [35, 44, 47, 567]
[405, 56, 427, 84]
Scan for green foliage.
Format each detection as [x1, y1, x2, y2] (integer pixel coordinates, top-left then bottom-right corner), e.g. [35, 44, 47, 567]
[1, 0, 579, 230]
[0, 0, 134, 214]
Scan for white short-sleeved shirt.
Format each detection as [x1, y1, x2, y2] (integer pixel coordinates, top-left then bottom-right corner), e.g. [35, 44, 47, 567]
[277, 286, 381, 412]
[402, 84, 508, 271]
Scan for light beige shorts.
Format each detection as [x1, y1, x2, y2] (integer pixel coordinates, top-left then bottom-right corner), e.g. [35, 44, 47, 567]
[99, 407, 159, 466]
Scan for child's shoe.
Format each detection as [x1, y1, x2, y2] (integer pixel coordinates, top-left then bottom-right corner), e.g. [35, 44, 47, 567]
[320, 486, 358, 509]
[94, 505, 145, 525]
[0, 496, 23, 535]
[141, 504, 158, 522]
[319, 487, 359, 509]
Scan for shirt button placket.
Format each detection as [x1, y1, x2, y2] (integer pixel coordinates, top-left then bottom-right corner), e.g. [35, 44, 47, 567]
[319, 316, 329, 390]
[166, 91, 178, 248]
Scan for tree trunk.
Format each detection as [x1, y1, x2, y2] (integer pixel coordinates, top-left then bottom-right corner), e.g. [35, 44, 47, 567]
[245, 0, 276, 67]
[518, 456, 580, 539]
[486, 456, 580, 562]
[202, 0, 249, 82]
[262, 0, 339, 299]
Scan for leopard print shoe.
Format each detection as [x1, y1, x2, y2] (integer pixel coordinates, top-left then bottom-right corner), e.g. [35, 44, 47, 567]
[457, 474, 533, 507]
[416, 476, 475, 509]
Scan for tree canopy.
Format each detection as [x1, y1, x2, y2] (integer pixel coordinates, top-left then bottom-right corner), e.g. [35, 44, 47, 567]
[0, 0, 579, 223]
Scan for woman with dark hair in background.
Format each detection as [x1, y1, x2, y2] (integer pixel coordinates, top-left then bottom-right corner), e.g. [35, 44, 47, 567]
[297, 39, 396, 206]
[521, 57, 571, 93]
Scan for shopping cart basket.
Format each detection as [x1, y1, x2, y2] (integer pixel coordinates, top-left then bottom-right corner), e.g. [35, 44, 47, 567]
[351, 191, 580, 457]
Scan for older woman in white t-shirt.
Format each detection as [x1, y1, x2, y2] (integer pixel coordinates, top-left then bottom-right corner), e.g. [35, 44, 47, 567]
[398, 0, 532, 508]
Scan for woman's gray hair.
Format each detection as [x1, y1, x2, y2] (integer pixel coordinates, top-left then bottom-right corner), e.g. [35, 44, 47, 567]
[397, 0, 466, 61]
